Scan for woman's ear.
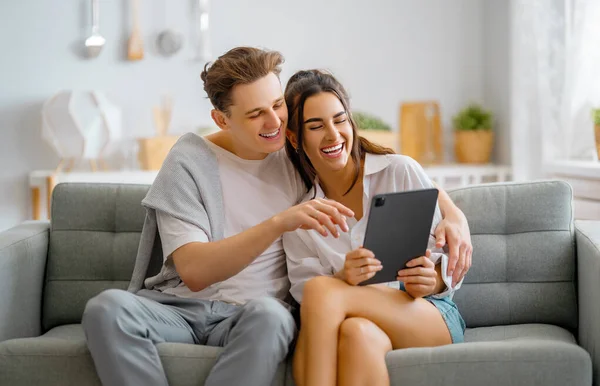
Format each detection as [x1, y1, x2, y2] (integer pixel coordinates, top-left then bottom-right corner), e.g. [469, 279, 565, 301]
[286, 130, 299, 151]
[211, 109, 229, 131]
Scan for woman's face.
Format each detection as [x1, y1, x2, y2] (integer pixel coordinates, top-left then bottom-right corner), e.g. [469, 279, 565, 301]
[301, 92, 354, 174]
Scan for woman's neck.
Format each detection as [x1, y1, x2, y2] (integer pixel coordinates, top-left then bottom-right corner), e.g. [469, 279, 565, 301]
[318, 157, 363, 201]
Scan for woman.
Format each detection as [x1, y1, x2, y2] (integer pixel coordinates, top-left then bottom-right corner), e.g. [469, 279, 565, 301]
[282, 70, 466, 386]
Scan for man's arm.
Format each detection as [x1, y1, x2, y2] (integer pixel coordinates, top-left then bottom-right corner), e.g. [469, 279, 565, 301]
[433, 182, 473, 287]
[173, 198, 353, 292]
[173, 217, 283, 292]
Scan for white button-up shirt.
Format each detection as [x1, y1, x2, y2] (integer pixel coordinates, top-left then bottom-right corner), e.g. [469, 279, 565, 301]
[282, 153, 463, 303]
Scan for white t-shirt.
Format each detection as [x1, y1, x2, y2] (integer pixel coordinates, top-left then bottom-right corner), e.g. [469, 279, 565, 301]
[156, 140, 303, 305]
[283, 153, 463, 303]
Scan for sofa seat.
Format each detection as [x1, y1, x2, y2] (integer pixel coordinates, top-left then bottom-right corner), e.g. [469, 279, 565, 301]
[2, 323, 592, 386]
[0, 324, 287, 386]
[382, 324, 592, 386]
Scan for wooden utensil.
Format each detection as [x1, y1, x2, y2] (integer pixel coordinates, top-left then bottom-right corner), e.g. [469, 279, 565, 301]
[127, 0, 144, 61]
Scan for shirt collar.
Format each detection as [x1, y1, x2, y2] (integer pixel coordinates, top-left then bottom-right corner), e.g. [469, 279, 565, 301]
[363, 152, 392, 176]
[308, 153, 392, 201]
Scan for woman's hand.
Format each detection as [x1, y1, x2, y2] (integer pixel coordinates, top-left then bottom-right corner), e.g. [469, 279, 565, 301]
[396, 250, 437, 298]
[271, 198, 354, 237]
[434, 212, 472, 287]
[335, 247, 383, 285]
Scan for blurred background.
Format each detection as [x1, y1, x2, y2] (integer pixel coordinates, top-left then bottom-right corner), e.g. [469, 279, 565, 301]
[1, 0, 598, 231]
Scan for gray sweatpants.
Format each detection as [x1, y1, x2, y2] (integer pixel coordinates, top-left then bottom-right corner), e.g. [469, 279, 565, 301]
[82, 288, 297, 386]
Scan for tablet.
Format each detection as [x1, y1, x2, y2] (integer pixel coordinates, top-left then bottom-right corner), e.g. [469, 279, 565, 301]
[358, 188, 439, 286]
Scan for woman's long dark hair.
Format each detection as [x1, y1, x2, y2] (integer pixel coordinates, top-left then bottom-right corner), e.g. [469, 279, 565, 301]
[284, 70, 395, 195]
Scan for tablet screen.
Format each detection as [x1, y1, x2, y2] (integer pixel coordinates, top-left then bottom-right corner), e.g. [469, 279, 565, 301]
[359, 188, 438, 286]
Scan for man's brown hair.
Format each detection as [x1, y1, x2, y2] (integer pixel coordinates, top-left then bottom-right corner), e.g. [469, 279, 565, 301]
[200, 47, 285, 116]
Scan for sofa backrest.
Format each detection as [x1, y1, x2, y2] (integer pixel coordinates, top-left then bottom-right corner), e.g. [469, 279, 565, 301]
[42, 183, 162, 331]
[450, 181, 577, 330]
[43, 181, 577, 332]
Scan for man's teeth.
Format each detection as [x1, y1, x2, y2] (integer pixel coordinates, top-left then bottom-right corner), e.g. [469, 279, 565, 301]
[322, 143, 343, 153]
[260, 129, 279, 138]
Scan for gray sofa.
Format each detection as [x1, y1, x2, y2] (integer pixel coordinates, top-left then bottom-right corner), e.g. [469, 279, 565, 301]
[0, 180, 599, 386]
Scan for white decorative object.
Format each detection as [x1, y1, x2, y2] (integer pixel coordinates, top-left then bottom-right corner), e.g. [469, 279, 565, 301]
[41, 90, 122, 171]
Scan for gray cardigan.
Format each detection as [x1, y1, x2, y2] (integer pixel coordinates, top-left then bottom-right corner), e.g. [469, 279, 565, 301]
[127, 133, 224, 293]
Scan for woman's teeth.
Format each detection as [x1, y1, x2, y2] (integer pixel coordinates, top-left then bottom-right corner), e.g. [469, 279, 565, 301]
[259, 129, 280, 138]
[322, 143, 344, 154]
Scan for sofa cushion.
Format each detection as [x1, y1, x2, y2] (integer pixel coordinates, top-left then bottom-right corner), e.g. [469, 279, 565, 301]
[382, 324, 591, 386]
[0, 324, 287, 386]
[449, 181, 577, 330]
[43, 184, 153, 331]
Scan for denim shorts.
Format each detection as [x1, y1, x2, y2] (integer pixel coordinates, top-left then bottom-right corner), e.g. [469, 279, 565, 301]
[399, 282, 466, 344]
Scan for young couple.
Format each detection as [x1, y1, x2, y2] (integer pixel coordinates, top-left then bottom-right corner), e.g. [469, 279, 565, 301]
[82, 47, 471, 386]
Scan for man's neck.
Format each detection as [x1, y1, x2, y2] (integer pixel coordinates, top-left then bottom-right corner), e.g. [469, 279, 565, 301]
[205, 131, 269, 160]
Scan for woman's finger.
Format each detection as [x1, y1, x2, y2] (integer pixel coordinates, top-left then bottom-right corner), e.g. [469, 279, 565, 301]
[355, 271, 377, 284]
[348, 256, 381, 269]
[398, 275, 436, 285]
[346, 248, 375, 261]
[356, 264, 383, 275]
[397, 266, 436, 277]
[406, 254, 433, 268]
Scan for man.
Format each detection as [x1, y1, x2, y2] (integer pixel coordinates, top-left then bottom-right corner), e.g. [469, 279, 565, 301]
[82, 47, 472, 386]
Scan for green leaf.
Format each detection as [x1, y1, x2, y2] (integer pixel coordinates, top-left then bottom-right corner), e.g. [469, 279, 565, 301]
[453, 104, 493, 131]
[592, 108, 600, 125]
[352, 111, 392, 131]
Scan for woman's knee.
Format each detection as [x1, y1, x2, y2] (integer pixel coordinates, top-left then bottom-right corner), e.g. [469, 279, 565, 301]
[301, 276, 343, 315]
[338, 317, 392, 353]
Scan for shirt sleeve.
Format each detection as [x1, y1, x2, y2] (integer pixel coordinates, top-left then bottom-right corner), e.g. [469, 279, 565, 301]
[156, 210, 209, 261]
[283, 230, 333, 303]
[426, 236, 464, 299]
[400, 155, 435, 191]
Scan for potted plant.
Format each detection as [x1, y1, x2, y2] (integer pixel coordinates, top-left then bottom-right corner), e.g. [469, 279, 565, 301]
[453, 104, 493, 163]
[353, 111, 398, 152]
[593, 108, 600, 159]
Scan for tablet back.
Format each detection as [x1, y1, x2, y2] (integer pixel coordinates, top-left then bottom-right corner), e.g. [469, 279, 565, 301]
[360, 188, 438, 286]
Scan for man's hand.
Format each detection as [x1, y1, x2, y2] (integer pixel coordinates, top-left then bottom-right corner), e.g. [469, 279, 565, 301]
[272, 198, 354, 238]
[396, 250, 437, 298]
[434, 211, 472, 287]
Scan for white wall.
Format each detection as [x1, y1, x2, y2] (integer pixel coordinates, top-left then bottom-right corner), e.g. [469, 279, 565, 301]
[483, 0, 511, 165]
[0, 0, 487, 231]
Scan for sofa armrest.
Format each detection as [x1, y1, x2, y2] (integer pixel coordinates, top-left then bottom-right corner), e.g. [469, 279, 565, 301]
[576, 220, 600, 384]
[0, 221, 49, 342]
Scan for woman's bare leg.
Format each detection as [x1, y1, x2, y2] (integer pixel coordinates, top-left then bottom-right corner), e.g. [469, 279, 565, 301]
[338, 317, 392, 386]
[293, 327, 306, 386]
[301, 276, 451, 386]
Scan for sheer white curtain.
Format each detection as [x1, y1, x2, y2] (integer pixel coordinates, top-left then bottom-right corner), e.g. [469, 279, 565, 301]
[564, 0, 600, 160]
[510, 0, 599, 180]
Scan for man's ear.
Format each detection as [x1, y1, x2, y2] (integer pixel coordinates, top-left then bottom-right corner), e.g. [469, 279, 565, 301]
[211, 109, 229, 131]
[286, 130, 299, 151]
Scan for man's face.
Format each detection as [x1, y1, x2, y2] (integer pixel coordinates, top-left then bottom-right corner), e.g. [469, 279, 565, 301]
[219, 72, 288, 160]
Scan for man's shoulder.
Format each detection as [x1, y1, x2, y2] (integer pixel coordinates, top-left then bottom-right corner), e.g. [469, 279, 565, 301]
[162, 133, 217, 170]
